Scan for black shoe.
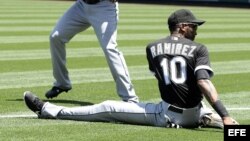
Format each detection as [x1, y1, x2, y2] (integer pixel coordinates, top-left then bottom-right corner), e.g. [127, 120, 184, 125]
[23, 91, 44, 115]
[45, 86, 71, 99]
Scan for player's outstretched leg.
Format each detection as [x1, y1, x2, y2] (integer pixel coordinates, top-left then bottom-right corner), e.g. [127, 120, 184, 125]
[24, 91, 45, 116]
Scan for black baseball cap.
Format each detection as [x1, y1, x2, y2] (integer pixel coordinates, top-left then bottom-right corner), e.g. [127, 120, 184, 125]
[168, 9, 205, 26]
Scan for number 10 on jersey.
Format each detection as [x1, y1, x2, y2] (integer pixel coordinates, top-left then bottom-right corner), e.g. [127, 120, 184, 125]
[160, 56, 187, 85]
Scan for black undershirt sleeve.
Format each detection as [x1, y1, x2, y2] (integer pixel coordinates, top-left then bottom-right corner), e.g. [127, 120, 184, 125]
[195, 69, 210, 80]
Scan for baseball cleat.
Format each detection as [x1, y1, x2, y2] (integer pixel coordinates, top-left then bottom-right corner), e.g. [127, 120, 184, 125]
[200, 114, 223, 129]
[24, 91, 44, 116]
[167, 122, 182, 129]
[45, 86, 71, 99]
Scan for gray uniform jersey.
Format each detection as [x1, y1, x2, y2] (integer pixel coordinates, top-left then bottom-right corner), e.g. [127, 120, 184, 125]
[49, 0, 138, 102]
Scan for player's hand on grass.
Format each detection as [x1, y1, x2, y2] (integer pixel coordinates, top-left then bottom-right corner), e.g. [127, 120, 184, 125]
[223, 117, 239, 125]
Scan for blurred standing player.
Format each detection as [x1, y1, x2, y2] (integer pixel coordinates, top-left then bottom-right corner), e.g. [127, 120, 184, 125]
[24, 9, 238, 128]
[46, 0, 139, 103]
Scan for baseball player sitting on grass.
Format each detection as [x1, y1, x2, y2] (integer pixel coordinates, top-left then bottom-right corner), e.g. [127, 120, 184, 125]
[24, 9, 238, 128]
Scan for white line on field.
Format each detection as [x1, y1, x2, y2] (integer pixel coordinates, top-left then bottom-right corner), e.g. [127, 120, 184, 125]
[1, 43, 250, 61]
[0, 114, 37, 118]
[1, 18, 250, 24]
[0, 107, 249, 119]
[1, 32, 250, 43]
[1, 60, 250, 89]
[228, 108, 250, 110]
[1, 24, 250, 32]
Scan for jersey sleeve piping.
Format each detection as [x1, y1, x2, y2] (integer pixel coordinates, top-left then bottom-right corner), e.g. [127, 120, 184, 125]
[194, 65, 214, 77]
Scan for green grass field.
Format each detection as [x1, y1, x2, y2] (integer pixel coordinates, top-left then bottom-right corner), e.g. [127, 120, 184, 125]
[0, 0, 250, 140]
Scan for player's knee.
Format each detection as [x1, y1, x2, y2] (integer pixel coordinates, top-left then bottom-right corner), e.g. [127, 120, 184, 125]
[100, 100, 115, 106]
[99, 100, 117, 111]
[50, 30, 59, 38]
[103, 45, 119, 54]
[49, 30, 65, 43]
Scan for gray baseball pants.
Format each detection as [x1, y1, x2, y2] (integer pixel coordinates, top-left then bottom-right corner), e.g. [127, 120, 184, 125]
[49, 0, 138, 102]
[40, 100, 212, 127]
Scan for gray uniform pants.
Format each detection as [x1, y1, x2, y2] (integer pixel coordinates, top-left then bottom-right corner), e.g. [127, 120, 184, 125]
[49, 0, 138, 102]
[40, 100, 212, 127]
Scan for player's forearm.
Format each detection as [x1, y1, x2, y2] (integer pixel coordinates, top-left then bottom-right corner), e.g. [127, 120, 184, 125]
[197, 79, 230, 118]
[197, 79, 218, 104]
